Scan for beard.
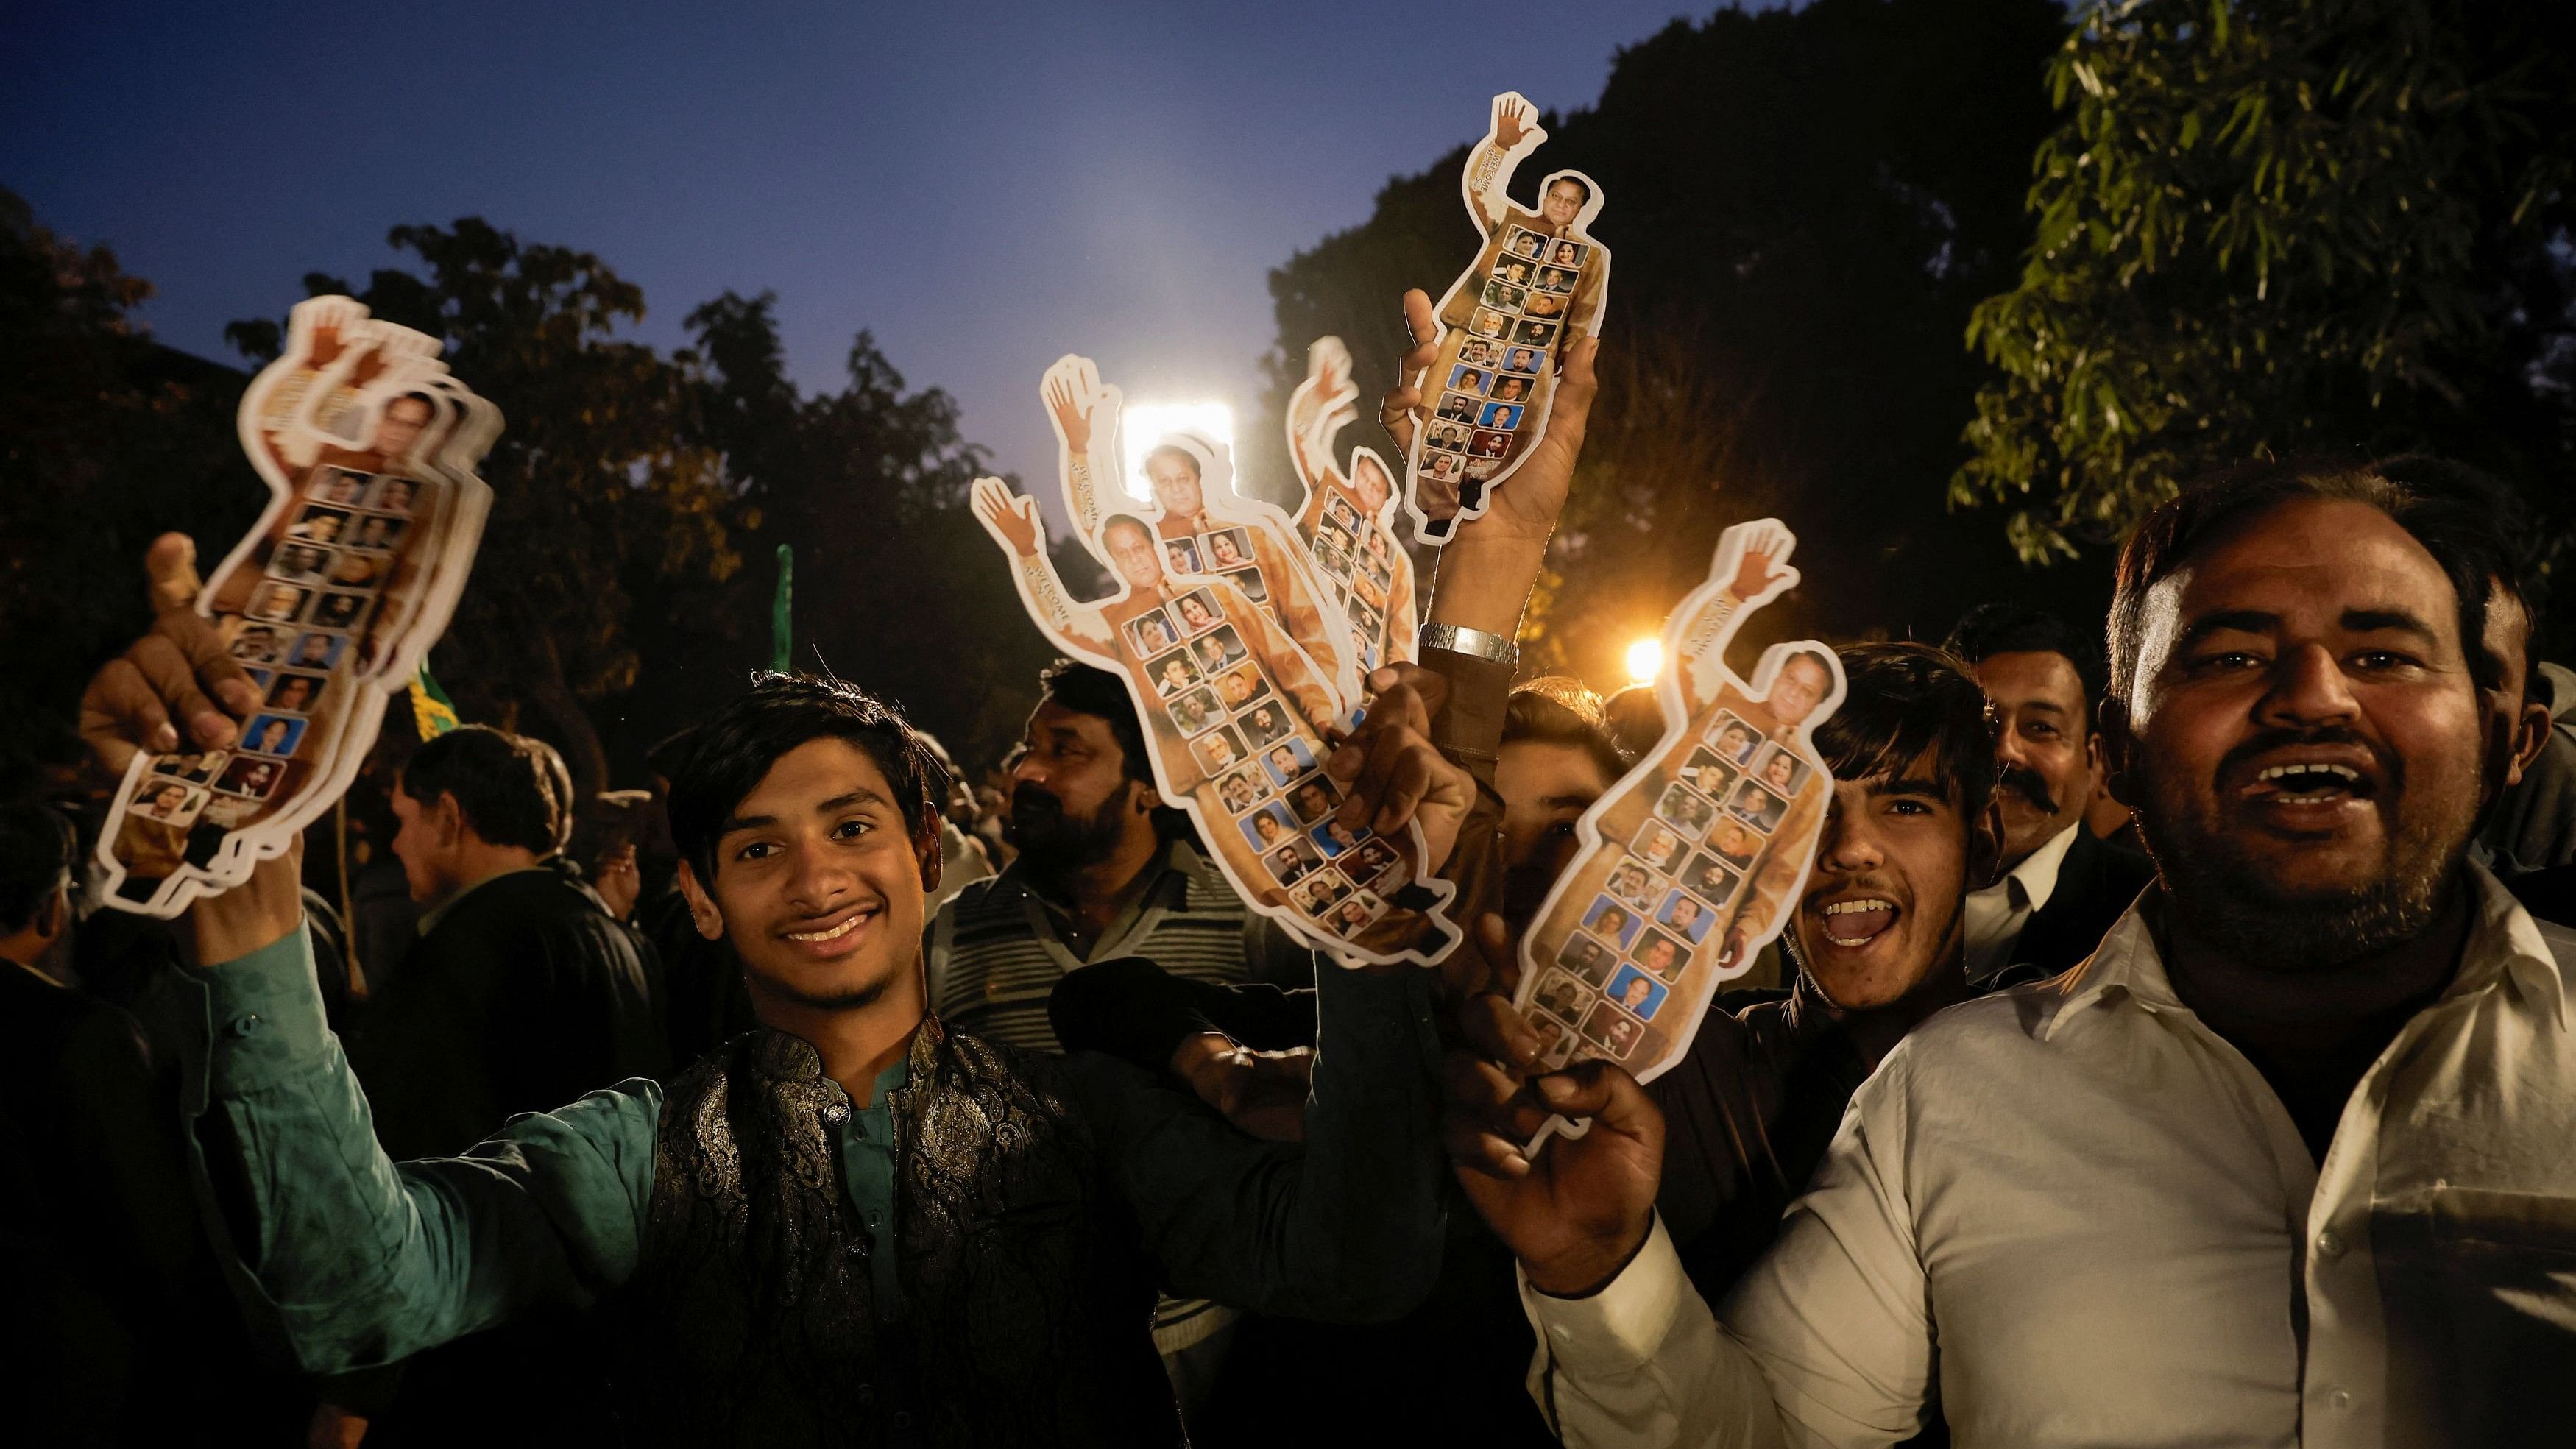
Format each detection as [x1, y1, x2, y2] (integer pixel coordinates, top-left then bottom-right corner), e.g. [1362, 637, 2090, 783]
[2131, 731, 2478, 970]
[1005, 781, 1132, 874]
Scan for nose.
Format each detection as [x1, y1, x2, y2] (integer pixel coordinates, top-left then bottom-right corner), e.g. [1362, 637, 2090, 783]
[1992, 715, 2031, 767]
[783, 836, 858, 913]
[2257, 642, 2361, 730]
[1816, 801, 1886, 875]
[1008, 752, 1046, 789]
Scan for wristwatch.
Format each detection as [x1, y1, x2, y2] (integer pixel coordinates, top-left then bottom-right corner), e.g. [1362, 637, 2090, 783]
[1420, 622, 1518, 668]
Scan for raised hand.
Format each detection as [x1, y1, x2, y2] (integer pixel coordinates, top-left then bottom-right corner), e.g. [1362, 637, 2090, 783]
[1727, 520, 1795, 600]
[1444, 917, 1663, 1297]
[1045, 374, 1092, 455]
[1492, 94, 1540, 152]
[972, 475, 1043, 559]
[1376, 290, 1443, 458]
[1323, 664, 1473, 873]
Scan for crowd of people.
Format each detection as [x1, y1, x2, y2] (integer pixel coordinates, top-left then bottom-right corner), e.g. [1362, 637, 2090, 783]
[7, 285, 2575, 1448]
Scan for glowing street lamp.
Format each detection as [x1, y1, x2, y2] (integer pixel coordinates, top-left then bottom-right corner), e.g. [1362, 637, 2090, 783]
[1119, 402, 1235, 501]
[1625, 637, 1663, 686]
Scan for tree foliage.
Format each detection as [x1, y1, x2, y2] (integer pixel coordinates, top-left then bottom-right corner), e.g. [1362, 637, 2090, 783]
[1956, 0, 2576, 571]
[1255, 0, 2090, 681]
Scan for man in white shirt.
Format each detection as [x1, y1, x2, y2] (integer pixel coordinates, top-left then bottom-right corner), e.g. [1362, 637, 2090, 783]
[1447, 458, 2576, 1447]
[1945, 603, 2154, 985]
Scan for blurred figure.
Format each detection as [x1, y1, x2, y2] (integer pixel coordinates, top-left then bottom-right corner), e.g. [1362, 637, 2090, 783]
[911, 729, 996, 913]
[1601, 681, 1666, 760]
[639, 726, 755, 1069]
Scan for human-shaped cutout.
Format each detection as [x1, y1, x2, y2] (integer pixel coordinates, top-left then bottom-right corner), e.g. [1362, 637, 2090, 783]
[973, 358, 1457, 967]
[1282, 337, 1420, 673]
[1046, 357, 1356, 703]
[96, 297, 498, 915]
[1404, 91, 1611, 545]
[1514, 520, 1843, 1085]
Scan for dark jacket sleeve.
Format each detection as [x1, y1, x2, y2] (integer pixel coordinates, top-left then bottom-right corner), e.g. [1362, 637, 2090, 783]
[2010, 830, 2156, 977]
[1049, 957, 1317, 1073]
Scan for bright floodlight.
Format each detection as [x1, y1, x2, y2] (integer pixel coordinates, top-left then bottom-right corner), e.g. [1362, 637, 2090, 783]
[1120, 402, 1235, 502]
[1625, 637, 1664, 685]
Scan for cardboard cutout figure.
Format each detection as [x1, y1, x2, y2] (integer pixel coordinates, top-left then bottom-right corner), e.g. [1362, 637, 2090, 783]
[1282, 337, 1420, 673]
[973, 358, 1457, 968]
[1515, 520, 1842, 1105]
[96, 297, 498, 915]
[1048, 358, 1358, 703]
[1404, 91, 1611, 545]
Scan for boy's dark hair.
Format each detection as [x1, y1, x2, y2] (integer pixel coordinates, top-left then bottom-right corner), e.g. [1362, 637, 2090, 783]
[667, 673, 948, 889]
[1944, 603, 2107, 733]
[400, 725, 574, 856]
[644, 726, 698, 788]
[1813, 643, 1998, 824]
[0, 801, 75, 935]
[1038, 659, 1153, 786]
[1507, 681, 1632, 782]
[2109, 458, 2510, 702]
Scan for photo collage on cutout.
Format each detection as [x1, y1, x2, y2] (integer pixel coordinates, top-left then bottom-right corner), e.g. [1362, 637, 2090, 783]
[1522, 709, 1811, 1069]
[1416, 225, 1589, 496]
[1305, 490, 1403, 673]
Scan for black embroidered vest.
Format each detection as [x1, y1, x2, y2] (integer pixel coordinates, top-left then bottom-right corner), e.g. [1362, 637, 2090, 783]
[613, 1017, 1181, 1448]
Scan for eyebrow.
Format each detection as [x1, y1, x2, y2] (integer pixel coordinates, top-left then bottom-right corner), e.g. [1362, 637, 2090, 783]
[1543, 792, 1599, 810]
[2178, 604, 2442, 651]
[1866, 775, 1950, 801]
[718, 786, 891, 837]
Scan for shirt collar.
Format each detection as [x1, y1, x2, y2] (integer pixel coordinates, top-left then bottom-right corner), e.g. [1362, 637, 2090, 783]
[1980, 822, 2081, 915]
[2043, 860, 2570, 1041]
[997, 835, 1201, 927]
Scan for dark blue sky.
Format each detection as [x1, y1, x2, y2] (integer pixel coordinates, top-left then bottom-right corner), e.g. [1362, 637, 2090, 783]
[6, 0, 1755, 490]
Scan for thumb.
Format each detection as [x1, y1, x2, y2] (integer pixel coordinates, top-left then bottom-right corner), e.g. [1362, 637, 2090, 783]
[146, 532, 203, 614]
[1532, 1060, 1659, 1142]
[1546, 336, 1601, 450]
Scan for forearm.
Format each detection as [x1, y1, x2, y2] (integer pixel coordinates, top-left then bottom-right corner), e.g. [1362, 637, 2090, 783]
[189, 929, 654, 1370]
[1523, 1216, 1787, 1449]
[1427, 534, 1549, 642]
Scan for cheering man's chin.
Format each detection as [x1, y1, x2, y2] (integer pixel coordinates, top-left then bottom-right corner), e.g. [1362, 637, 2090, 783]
[1007, 781, 1131, 874]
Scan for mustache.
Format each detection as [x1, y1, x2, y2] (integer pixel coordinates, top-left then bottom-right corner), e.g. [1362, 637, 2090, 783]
[1009, 782, 1063, 818]
[1998, 765, 2058, 816]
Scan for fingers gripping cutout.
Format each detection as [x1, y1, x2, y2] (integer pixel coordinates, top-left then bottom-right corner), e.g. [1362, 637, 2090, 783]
[1508, 520, 1845, 1144]
[96, 297, 500, 917]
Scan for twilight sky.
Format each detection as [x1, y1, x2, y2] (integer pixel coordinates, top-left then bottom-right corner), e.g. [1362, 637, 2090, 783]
[4, 0, 1755, 492]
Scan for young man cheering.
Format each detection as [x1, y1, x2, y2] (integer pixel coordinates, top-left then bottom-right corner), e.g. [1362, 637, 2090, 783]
[81, 566, 1457, 1445]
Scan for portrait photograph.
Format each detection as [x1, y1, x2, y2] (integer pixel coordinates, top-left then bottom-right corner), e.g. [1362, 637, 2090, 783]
[263, 670, 324, 714]
[1309, 816, 1366, 859]
[1580, 1002, 1643, 1055]
[248, 582, 309, 623]
[1681, 747, 1741, 800]
[1167, 685, 1224, 737]
[1149, 648, 1200, 697]
[271, 542, 331, 581]
[1425, 450, 1464, 483]
[1220, 566, 1268, 603]
[1581, 895, 1643, 951]
[308, 467, 369, 506]
[1478, 400, 1526, 431]
[1471, 429, 1512, 458]
[1470, 308, 1510, 339]
[289, 632, 348, 670]
[1709, 819, 1763, 871]
[1447, 364, 1493, 396]
[1706, 712, 1762, 764]
[348, 514, 408, 550]
[1489, 373, 1533, 404]
[1604, 965, 1670, 1021]
[1507, 227, 1545, 260]
[1326, 891, 1385, 935]
[230, 626, 287, 665]
[289, 505, 352, 544]
[1267, 836, 1322, 883]
[1344, 837, 1400, 885]
[238, 713, 308, 758]
[1533, 969, 1588, 1024]
[326, 551, 386, 589]
[1214, 662, 1269, 709]
[1458, 338, 1500, 367]
[369, 475, 419, 514]
[1240, 801, 1299, 852]
[1728, 779, 1790, 833]
[134, 780, 208, 828]
[1680, 851, 1744, 907]
[1479, 279, 1527, 311]
[1751, 743, 1811, 797]
[1549, 238, 1589, 268]
[1513, 319, 1558, 347]
[1536, 265, 1574, 294]
[1218, 767, 1264, 815]
[1631, 928, 1686, 983]
[311, 592, 369, 631]
[1191, 626, 1247, 673]
[1164, 536, 1203, 575]
[1655, 782, 1716, 837]
[1170, 588, 1222, 637]
[213, 755, 285, 801]
[1434, 390, 1480, 423]
[1631, 821, 1689, 872]
[1122, 606, 1177, 656]
[1559, 933, 1616, 986]
[1286, 775, 1340, 826]
[1607, 858, 1660, 913]
[1656, 889, 1718, 944]
[1522, 291, 1566, 320]
[1239, 701, 1295, 751]
[153, 749, 227, 786]
[1193, 723, 1249, 774]
[1505, 345, 1543, 373]
[1203, 527, 1253, 570]
[1261, 735, 1317, 787]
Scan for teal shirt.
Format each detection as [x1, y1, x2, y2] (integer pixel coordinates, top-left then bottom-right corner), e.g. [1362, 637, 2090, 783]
[185, 925, 1446, 1373]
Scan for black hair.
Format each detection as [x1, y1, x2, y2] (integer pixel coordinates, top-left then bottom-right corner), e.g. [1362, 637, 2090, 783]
[1101, 513, 1155, 549]
[2107, 458, 2508, 702]
[1142, 444, 1203, 480]
[1513, 679, 1636, 777]
[1037, 658, 1154, 786]
[1549, 174, 1593, 204]
[0, 801, 75, 936]
[400, 724, 575, 856]
[666, 673, 946, 889]
[1945, 602, 2108, 734]
[1811, 642, 1999, 824]
[2371, 453, 2542, 697]
[644, 726, 697, 788]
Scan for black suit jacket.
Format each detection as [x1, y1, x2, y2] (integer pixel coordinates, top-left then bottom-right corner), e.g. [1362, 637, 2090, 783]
[2006, 828, 2158, 980]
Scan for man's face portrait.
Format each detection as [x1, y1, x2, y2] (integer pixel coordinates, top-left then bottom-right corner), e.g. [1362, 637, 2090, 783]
[296, 636, 333, 666]
[372, 395, 433, 458]
[378, 478, 415, 512]
[1268, 745, 1297, 776]
[1104, 521, 1165, 593]
[1794, 745, 1980, 1013]
[254, 720, 290, 753]
[1771, 655, 1833, 726]
[1145, 450, 1205, 517]
[1543, 178, 1586, 228]
[1669, 897, 1702, 932]
[1643, 938, 1679, 978]
[1161, 659, 1191, 691]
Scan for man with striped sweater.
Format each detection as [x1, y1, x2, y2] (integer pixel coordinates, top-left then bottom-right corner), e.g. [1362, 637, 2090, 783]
[924, 656, 1316, 1411]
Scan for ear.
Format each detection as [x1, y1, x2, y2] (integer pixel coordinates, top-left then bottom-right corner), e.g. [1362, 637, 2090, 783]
[2098, 697, 2138, 809]
[434, 790, 468, 846]
[34, 881, 69, 944]
[1126, 776, 1159, 820]
[1969, 797, 2006, 892]
[2509, 699, 2552, 787]
[915, 815, 944, 896]
[676, 859, 726, 942]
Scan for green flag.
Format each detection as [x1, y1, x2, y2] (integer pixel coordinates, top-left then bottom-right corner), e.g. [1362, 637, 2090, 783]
[408, 661, 461, 740]
[771, 543, 794, 673]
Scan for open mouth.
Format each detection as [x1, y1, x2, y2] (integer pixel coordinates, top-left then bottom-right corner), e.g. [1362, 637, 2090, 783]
[1815, 896, 1899, 948]
[2239, 760, 2376, 807]
[781, 904, 877, 952]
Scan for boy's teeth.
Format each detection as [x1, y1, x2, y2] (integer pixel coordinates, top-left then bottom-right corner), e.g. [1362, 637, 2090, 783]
[790, 915, 862, 942]
[1822, 899, 1894, 916]
[2257, 763, 2360, 784]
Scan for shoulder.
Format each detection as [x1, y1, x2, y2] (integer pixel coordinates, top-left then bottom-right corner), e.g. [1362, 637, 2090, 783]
[1856, 983, 2082, 1120]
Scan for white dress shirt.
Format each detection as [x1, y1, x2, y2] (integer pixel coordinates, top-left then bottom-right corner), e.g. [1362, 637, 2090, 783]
[1522, 864, 2576, 1448]
[1960, 821, 2080, 985]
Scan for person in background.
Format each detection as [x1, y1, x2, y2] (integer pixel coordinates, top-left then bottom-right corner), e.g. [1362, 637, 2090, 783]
[0, 798, 305, 1445]
[1944, 602, 2155, 985]
[640, 725, 756, 1068]
[910, 728, 996, 913]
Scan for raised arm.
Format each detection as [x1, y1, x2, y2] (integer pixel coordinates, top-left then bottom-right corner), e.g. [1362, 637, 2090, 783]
[1042, 357, 1120, 544]
[1284, 337, 1361, 527]
[1676, 523, 1796, 715]
[1462, 93, 1543, 235]
[972, 475, 1117, 658]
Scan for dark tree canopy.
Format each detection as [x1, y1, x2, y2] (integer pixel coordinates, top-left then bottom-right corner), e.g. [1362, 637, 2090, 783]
[1252, 0, 2099, 681]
